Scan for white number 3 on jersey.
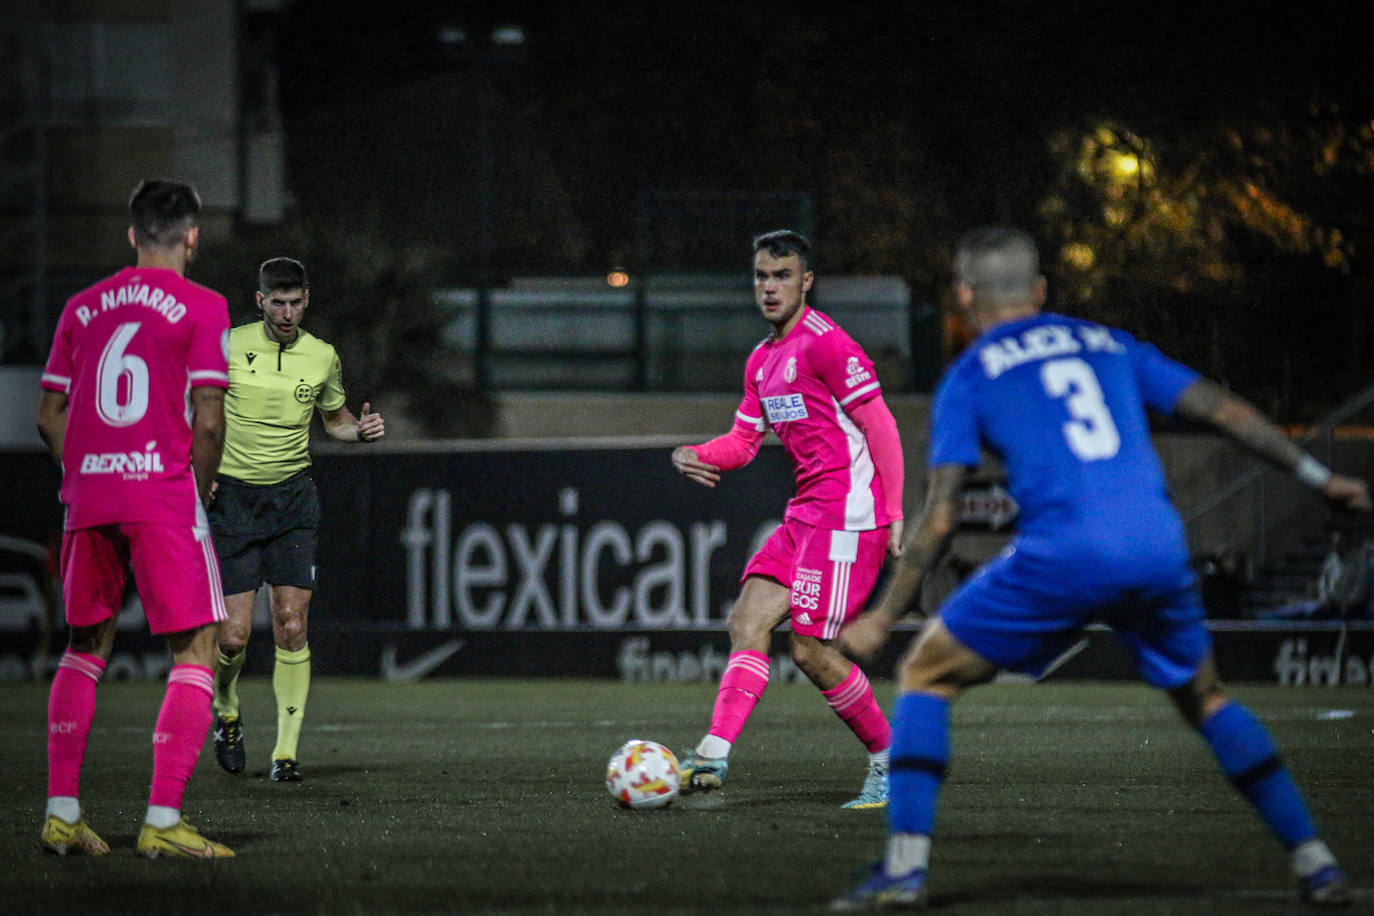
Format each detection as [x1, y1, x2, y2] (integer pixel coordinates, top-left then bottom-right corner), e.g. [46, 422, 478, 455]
[1040, 357, 1121, 461]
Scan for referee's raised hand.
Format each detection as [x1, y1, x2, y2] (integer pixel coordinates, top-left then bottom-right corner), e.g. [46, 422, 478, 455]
[356, 402, 385, 443]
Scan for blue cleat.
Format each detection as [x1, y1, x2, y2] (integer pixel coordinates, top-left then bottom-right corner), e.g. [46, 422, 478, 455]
[841, 762, 889, 809]
[1301, 864, 1351, 908]
[678, 750, 728, 793]
[831, 864, 928, 911]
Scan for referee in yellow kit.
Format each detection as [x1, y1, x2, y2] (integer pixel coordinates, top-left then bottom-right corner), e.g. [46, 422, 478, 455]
[209, 257, 384, 782]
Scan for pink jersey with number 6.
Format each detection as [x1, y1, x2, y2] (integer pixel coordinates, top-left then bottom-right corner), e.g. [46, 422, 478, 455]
[41, 266, 230, 530]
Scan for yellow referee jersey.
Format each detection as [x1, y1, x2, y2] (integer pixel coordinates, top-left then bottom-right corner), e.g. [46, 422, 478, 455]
[220, 321, 347, 485]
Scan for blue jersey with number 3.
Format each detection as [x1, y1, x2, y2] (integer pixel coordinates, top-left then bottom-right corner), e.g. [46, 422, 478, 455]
[932, 313, 1199, 564]
[930, 312, 1211, 685]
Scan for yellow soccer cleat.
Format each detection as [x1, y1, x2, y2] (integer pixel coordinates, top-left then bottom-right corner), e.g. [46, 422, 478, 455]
[136, 818, 235, 859]
[40, 815, 111, 855]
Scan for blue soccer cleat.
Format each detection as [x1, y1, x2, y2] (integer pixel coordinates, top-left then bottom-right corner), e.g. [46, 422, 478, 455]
[678, 750, 728, 793]
[831, 864, 928, 910]
[1300, 864, 1351, 908]
[841, 762, 889, 809]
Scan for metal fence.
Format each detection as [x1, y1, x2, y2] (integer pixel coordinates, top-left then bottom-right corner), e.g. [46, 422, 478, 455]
[1182, 380, 1374, 572]
[434, 273, 939, 392]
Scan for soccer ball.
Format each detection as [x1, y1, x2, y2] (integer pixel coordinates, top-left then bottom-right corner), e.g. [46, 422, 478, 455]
[605, 739, 680, 810]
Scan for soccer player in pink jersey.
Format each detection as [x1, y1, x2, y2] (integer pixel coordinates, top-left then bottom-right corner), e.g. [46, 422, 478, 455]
[35, 179, 235, 859]
[671, 230, 906, 808]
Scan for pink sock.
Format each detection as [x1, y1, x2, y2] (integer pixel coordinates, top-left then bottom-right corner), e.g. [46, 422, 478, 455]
[148, 665, 214, 810]
[707, 651, 771, 743]
[822, 664, 891, 753]
[48, 651, 107, 798]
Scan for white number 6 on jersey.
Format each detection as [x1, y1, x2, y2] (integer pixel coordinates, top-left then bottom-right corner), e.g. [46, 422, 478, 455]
[96, 321, 150, 427]
[1041, 357, 1121, 461]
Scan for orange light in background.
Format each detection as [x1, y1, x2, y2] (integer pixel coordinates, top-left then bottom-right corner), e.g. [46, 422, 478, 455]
[1111, 151, 1140, 179]
[1062, 242, 1096, 270]
[606, 270, 630, 288]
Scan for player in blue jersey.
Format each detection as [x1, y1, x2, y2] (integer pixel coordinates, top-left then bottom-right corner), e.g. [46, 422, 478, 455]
[831, 227, 1368, 910]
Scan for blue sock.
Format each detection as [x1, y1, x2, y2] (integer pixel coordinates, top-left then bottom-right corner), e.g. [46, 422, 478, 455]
[1199, 702, 1317, 848]
[888, 692, 950, 836]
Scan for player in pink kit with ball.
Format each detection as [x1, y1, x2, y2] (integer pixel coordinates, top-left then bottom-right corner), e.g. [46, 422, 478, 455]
[672, 230, 905, 807]
[36, 179, 236, 858]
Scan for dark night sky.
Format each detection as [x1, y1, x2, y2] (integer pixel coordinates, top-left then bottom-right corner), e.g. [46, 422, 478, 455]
[241, 0, 1374, 413]
[273, 1, 1374, 267]
[280, 2, 1372, 105]
[278, 2, 1374, 127]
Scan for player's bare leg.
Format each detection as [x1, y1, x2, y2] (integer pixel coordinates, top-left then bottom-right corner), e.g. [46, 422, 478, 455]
[211, 590, 256, 773]
[1168, 655, 1350, 906]
[835, 621, 995, 909]
[680, 576, 789, 792]
[269, 585, 312, 782]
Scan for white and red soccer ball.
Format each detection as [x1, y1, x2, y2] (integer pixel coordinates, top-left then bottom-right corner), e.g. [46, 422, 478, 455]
[605, 739, 680, 810]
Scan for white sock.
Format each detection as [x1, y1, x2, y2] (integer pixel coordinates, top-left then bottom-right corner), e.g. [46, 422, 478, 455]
[144, 805, 180, 829]
[870, 748, 891, 768]
[46, 796, 80, 823]
[884, 833, 931, 877]
[696, 735, 732, 759]
[1292, 839, 1337, 878]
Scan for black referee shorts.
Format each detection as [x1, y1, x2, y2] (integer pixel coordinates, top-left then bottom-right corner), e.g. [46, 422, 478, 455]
[209, 470, 320, 596]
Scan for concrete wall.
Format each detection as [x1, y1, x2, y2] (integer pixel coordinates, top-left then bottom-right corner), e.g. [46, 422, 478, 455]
[486, 391, 1338, 565]
[0, 368, 43, 449]
[0, 373, 1347, 566]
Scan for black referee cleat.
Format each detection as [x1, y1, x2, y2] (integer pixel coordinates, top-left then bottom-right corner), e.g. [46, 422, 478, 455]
[270, 757, 303, 782]
[213, 715, 245, 774]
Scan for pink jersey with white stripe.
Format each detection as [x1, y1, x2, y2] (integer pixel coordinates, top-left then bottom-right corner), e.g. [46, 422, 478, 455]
[41, 266, 230, 529]
[734, 307, 891, 530]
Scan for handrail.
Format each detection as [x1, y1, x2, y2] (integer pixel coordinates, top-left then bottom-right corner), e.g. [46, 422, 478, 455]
[1181, 379, 1374, 526]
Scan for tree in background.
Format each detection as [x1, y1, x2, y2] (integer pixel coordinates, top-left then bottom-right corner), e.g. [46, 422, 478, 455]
[193, 217, 495, 438]
[1037, 102, 1374, 419]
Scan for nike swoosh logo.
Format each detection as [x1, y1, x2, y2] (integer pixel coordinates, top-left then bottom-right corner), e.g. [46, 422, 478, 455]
[380, 640, 464, 683]
[165, 838, 216, 858]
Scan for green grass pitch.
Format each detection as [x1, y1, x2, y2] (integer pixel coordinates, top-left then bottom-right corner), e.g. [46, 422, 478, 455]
[1, 678, 1369, 914]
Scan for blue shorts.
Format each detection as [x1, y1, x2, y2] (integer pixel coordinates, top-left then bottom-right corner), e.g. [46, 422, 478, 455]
[939, 542, 1211, 689]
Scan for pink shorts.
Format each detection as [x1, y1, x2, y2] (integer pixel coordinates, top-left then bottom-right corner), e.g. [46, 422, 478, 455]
[61, 523, 227, 635]
[743, 518, 889, 640]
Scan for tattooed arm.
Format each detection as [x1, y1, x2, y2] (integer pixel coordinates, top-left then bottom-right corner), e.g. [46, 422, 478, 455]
[837, 464, 967, 660]
[1173, 378, 1371, 513]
